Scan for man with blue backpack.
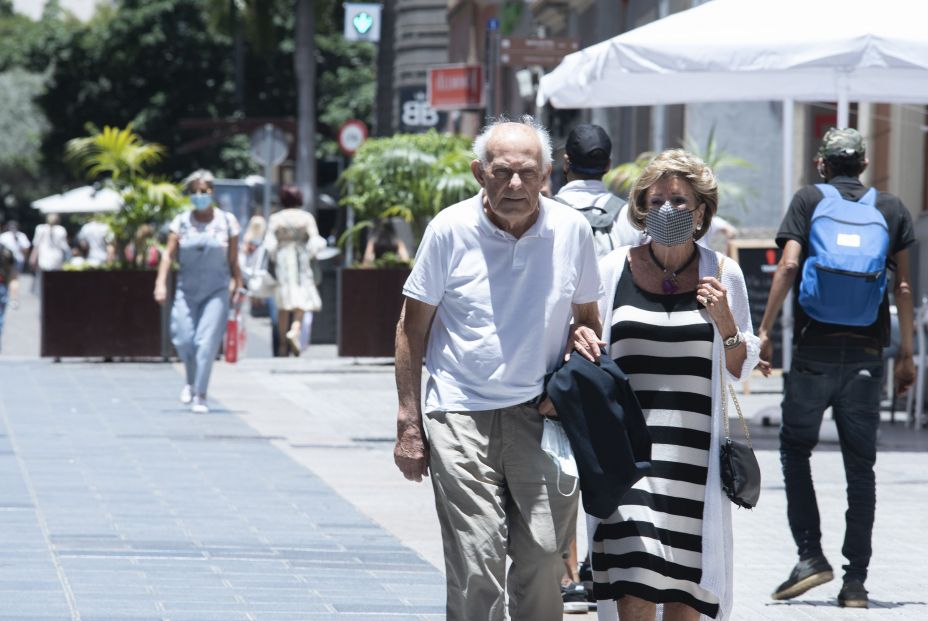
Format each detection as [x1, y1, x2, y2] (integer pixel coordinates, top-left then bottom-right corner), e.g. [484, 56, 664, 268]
[758, 127, 916, 608]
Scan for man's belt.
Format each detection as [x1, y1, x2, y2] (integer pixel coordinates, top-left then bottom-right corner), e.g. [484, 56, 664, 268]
[519, 393, 546, 408]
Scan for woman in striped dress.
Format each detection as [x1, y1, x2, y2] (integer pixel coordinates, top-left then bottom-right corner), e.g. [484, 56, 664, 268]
[589, 150, 759, 620]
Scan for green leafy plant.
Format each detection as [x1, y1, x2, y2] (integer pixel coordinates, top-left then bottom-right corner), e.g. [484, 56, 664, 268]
[65, 124, 184, 267]
[337, 130, 479, 261]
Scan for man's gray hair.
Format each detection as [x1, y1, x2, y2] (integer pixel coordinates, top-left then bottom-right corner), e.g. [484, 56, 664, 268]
[182, 169, 215, 193]
[472, 115, 553, 168]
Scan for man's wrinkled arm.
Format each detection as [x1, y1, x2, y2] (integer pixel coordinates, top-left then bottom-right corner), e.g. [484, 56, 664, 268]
[394, 297, 437, 482]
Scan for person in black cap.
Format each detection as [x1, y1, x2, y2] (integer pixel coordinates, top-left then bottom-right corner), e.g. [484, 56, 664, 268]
[555, 124, 644, 258]
[759, 127, 916, 608]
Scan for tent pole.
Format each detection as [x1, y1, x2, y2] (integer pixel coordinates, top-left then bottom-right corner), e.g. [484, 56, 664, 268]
[781, 98, 795, 373]
[837, 72, 850, 127]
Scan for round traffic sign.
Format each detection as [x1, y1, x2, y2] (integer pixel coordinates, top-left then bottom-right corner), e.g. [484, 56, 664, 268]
[338, 119, 368, 156]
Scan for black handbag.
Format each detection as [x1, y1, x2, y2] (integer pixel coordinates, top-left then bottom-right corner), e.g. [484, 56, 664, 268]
[716, 257, 761, 509]
[719, 379, 761, 509]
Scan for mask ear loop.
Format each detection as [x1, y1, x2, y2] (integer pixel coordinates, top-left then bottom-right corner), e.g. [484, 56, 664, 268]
[543, 418, 579, 497]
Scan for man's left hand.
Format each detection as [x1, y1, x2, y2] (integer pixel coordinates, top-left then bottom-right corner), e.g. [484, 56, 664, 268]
[568, 324, 606, 362]
[538, 397, 557, 418]
[894, 354, 916, 395]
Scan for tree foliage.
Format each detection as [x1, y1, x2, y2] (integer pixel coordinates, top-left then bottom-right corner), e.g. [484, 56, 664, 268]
[338, 131, 479, 257]
[65, 125, 184, 265]
[0, 0, 375, 226]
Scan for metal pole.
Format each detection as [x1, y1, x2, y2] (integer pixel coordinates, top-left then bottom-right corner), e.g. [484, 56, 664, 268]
[263, 123, 272, 222]
[651, 0, 670, 152]
[341, 156, 354, 267]
[837, 71, 850, 128]
[781, 99, 795, 372]
[485, 18, 500, 119]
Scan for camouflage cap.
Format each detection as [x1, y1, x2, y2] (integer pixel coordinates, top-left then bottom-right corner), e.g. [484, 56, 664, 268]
[818, 127, 866, 159]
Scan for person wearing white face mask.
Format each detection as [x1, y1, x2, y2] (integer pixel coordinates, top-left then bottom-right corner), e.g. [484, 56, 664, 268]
[580, 150, 759, 621]
[154, 169, 243, 413]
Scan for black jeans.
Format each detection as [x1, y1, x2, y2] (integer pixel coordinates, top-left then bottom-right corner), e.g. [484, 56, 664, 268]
[780, 341, 883, 583]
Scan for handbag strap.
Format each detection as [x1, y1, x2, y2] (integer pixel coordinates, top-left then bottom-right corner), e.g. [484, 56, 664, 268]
[716, 256, 753, 448]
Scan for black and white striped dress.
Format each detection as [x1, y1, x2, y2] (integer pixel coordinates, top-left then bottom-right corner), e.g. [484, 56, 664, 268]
[592, 260, 720, 618]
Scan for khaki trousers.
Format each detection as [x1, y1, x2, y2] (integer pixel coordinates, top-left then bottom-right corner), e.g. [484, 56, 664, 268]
[424, 405, 579, 621]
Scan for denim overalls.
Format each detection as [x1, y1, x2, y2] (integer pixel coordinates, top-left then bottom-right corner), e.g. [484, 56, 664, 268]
[170, 211, 233, 397]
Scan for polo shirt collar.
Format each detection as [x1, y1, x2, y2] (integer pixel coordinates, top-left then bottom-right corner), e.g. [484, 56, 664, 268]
[475, 191, 553, 240]
[559, 179, 607, 194]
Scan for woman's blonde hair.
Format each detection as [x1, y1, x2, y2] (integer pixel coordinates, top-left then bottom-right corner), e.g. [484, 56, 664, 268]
[627, 149, 718, 241]
[182, 169, 215, 194]
[242, 215, 266, 245]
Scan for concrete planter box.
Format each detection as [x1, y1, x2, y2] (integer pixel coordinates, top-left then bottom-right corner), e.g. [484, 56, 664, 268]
[337, 267, 411, 357]
[41, 270, 171, 359]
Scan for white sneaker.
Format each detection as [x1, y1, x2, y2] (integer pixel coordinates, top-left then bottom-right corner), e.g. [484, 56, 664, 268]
[191, 396, 209, 414]
[179, 384, 193, 404]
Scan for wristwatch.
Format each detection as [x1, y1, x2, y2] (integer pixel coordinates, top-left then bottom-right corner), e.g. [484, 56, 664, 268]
[723, 332, 743, 350]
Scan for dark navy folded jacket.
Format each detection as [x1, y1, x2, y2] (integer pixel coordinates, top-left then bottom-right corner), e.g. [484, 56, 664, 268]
[546, 351, 652, 519]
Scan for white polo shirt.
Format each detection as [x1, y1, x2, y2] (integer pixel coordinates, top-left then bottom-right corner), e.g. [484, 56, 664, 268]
[403, 192, 603, 413]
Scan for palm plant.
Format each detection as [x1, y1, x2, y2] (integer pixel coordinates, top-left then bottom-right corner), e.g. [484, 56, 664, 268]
[683, 127, 755, 214]
[65, 125, 184, 267]
[603, 127, 755, 218]
[337, 131, 479, 262]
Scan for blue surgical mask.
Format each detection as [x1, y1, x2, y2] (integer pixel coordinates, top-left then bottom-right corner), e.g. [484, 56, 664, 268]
[190, 193, 213, 211]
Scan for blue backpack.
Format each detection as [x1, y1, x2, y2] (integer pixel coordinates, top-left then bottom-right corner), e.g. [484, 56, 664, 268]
[798, 184, 889, 326]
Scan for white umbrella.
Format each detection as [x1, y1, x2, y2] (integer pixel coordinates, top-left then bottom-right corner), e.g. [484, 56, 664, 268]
[537, 0, 928, 127]
[32, 186, 123, 215]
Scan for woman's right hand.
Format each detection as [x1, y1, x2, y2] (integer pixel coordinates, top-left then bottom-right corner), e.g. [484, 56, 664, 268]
[153, 282, 167, 305]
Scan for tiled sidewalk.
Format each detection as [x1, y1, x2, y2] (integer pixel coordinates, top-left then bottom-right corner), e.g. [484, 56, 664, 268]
[0, 360, 443, 620]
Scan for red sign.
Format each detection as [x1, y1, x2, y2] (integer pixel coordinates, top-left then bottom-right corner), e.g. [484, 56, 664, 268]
[428, 64, 484, 111]
[500, 37, 580, 67]
[337, 119, 368, 156]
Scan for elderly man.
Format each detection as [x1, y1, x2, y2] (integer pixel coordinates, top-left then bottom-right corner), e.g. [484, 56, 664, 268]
[393, 116, 604, 620]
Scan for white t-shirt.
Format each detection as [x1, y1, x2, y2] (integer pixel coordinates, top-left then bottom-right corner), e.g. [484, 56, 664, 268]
[556, 179, 646, 256]
[403, 192, 603, 413]
[0, 230, 30, 265]
[32, 223, 69, 271]
[169, 209, 241, 246]
[77, 221, 114, 265]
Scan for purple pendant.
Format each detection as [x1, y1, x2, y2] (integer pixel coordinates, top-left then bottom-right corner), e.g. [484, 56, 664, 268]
[662, 278, 678, 294]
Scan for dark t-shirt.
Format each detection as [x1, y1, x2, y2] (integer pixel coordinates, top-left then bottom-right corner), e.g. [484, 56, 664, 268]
[776, 176, 915, 345]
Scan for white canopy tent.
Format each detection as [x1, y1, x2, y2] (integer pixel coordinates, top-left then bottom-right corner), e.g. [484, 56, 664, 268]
[537, 0, 928, 381]
[537, 0, 928, 124]
[32, 186, 122, 215]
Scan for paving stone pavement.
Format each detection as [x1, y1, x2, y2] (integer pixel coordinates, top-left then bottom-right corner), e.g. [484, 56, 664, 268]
[2, 275, 927, 620]
[0, 358, 444, 620]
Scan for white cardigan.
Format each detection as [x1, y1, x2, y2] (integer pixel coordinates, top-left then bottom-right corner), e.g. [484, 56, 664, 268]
[591, 244, 760, 621]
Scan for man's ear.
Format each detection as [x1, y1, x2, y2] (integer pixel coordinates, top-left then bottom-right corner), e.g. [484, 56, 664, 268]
[562, 155, 571, 176]
[471, 159, 485, 186]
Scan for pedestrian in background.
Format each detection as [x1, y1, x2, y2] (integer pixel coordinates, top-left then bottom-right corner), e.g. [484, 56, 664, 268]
[30, 213, 69, 296]
[394, 116, 604, 620]
[76, 217, 115, 266]
[759, 128, 915, 608]
[0, 242, 19, 352]
[588, 149, 758, 621]
[0, 219, 31, 272]
[264, 185, 325, 356]
[362, 219, 409, 265]
[154, 169, 243, 414]
[240, 214, 279, 355]
[556, 123, 644, 254]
